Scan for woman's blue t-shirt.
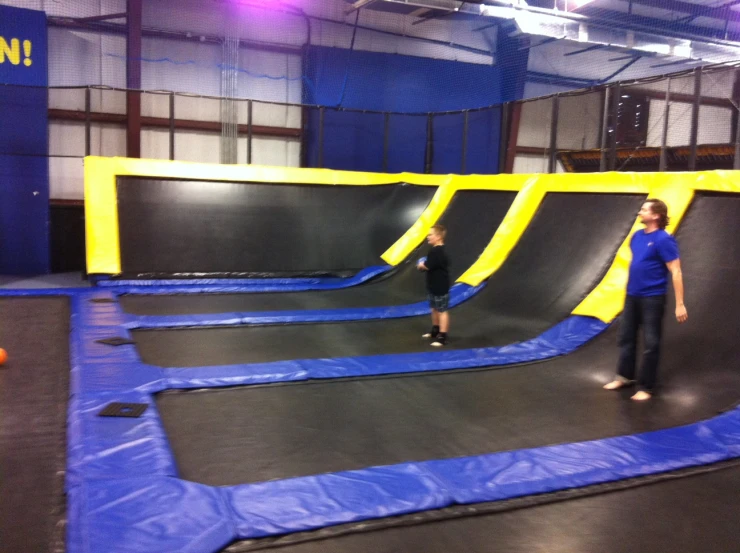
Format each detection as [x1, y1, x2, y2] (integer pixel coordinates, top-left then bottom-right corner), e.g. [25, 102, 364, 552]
[627, 229, 680, 297]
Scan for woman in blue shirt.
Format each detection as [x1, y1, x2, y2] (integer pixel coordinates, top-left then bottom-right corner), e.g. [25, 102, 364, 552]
[603, 199, 688, 401]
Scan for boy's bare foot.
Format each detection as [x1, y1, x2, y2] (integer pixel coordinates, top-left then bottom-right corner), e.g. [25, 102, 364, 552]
[631, 391, 652, 401]
[603, 379, 634, 390]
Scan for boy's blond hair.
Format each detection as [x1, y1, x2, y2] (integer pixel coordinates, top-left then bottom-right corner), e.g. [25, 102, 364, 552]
[431, 224, 446, 239]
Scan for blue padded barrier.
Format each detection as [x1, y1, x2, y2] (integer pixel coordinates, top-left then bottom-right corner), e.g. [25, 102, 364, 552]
[227, 463, 452, 538]
[67, 407, 740, 552]
[229, 410, 739, 537]
[164, 315, 607, 389]
[67, 477, 235, 553]
[0, 287, 89, 296]
[72, 284, 607, 393]
[123, 282, 484, 329]
[65, 288, 740, 553]
[66, 392, 177, 489]
[96, 265, 393, 292]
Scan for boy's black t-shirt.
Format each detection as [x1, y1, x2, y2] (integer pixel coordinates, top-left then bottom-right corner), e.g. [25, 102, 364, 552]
[425, 245, 450, 296]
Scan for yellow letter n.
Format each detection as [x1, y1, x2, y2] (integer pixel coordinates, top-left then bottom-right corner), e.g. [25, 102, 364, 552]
[0, 37, 21, 65]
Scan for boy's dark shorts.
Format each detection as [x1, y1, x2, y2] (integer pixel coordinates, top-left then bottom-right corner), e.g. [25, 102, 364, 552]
[428, 293, 450, 312]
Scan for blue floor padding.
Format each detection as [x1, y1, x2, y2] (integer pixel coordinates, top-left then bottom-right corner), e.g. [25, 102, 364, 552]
[95, 265, 393, 293]
[67, 403, 740, 553]
[0, 287, 88, 296]
[5, 286, 731, 553]
[122, 282, 484, 329]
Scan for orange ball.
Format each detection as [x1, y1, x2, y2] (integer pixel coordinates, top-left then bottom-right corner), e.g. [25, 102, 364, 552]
[0, 348, 7, 366]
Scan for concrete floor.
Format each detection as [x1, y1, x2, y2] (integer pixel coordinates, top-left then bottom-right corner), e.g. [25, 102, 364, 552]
[0, 272, 90, 289]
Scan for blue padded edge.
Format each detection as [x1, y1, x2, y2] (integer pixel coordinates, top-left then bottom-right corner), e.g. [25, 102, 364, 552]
[67, 477, 236, 553]
[67, 408, 740, 552]
[96, 265, 393, 293]
[67, 289, 740, 552]
[67, 308, 608, 484]
[165, 315, 607, 389]
[229, 409, 740, 537]
[70, 293, 166, 396]
[123, 282, 484, 329]
[66, 391, 177, 489]
[0, 287, 88, 296]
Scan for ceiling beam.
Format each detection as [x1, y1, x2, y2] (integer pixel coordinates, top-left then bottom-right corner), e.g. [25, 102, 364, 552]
[409, 7, 432, 17]
[74, 12, 127, 23]
[564, 44, 605, 56]
[581, 6, 740, 41]
[346, 0, 380, 14]
[625, 0, 740, 22]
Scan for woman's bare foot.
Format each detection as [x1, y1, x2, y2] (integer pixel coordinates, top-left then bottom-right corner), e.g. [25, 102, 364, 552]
[603, 379, 633, 390]
[631, 390, 652, 401]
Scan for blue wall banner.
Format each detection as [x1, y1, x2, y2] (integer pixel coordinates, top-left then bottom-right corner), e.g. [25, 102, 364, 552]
[0, 5, 48, 86]
[0, 4, 49, 275]
[302, 45, 519, 174]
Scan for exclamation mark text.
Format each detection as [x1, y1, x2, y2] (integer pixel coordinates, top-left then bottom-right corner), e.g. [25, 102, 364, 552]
[23, 40, 32, 67]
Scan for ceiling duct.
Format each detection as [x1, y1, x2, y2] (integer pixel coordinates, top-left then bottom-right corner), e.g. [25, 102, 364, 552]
[345, 0, 740, 64]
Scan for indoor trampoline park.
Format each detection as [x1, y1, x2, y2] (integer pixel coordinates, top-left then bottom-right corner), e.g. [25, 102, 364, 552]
[2, 2, 740, 553]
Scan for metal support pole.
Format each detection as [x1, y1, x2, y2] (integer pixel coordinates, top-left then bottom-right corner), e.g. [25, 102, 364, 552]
[609, 83, 621, 171]
[599, 87, 610, 172]
[300, 106, 308, 168]
[168, 92, 175, 161]
[424, 113, 434, 174]
[84, 87, 91, 157]
[498, 103, 510, 174]
[247, 100, 253, 165]
[659, 78, 671, 172]
[382, 112, 390, 172]
[504, 103, 522, 174]
[688, 67, 702, 171]
[735, 107, 740, 170]
[317, 107, 325, 168]
[548, 95, 559, 173]
[732, 69, 740, 170]
[461, 110, 469, 174]
[126, 0, 142, 158]
[732, 114, 740, 170]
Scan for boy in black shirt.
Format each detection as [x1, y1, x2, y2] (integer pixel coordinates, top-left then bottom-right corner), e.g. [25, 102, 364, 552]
[417, 224, 450, 347]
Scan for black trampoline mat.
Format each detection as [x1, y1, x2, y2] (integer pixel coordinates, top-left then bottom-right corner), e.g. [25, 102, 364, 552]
[117, 178, 435, 276]
[134, 193, 644, 367]
[155, 193, 740, 489]
[0, 298, 69, 553]
[120, 190, 516, 315]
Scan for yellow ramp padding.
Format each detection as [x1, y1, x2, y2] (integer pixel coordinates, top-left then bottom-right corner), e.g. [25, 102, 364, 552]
[85, 157, 740, 310]
[382, 174, 525, 266]
[457, 176, 544, 286]
[85, 157, 122, 275]
[457, 172, 652, 287]
[381, 182, 456, 266]
[573, 171, 740, 323]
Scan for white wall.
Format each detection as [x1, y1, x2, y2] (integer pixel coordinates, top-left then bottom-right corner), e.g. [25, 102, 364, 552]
[48, 120, 126, 199]
[141, 37, 222, 96]
[35, 0, 494, 95]
[645, 100, 733, 146]
[516, 93, 601, 152]
[512, 154, 565, 173]
[46, 84, 302, 199]
[556, 93, 602, 150]
[1, 0, 124, 16]
[523, 81, 571, 99]
[631, 68, 736, 99]
[512, 153, 547, 173]
[517, 98, 553, 148]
